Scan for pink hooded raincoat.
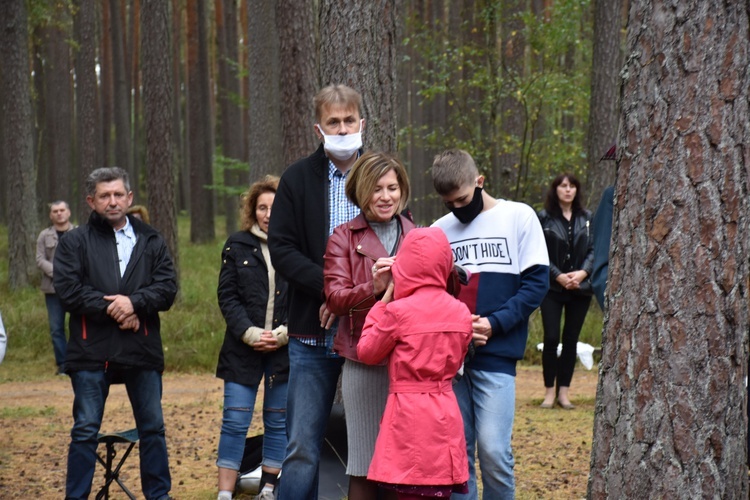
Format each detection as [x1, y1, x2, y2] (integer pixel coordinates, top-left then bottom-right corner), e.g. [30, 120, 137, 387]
[358, 227, 472, 487]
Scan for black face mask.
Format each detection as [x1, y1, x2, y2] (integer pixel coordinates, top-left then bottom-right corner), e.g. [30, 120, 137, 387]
[449, 186, 484, 224]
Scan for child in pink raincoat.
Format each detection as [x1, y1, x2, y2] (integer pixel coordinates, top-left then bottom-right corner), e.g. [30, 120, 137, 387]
[358, 227, 473, 499]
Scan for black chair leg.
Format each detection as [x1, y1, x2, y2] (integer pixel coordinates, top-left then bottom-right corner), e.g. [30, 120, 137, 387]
[96, 441, 137, 500]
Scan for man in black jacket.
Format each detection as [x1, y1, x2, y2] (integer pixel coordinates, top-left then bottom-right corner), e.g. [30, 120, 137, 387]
[54, 167, 177, 500]
[268, 84, 364, 499]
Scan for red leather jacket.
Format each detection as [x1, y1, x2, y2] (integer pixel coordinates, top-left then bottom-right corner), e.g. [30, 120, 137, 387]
[324, 213, 415, 361]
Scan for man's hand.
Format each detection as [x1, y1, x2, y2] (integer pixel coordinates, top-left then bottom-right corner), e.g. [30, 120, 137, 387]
[118, 313, 140, 332]
[104, 295, 135, 323]
[471, 314, 492, 347]
[319, 303, 336, 329]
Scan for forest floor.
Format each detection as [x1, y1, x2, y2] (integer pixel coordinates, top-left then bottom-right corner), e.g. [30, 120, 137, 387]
[0, 365, 598, 499]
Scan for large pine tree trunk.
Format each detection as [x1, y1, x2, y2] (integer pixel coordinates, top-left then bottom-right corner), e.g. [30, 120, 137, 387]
[588, 1, 750, 497]
[186, 0, 215, 243]
[142, 0, 179, 269]
[109, 0, 135, 194]
[277, 0, 318, 166]
[73, 0, 102, 221]
[319, 0, 400, 153]
[0, 0, 39, 288]
[585, 0, 623, 208]
[247, 0, 283, 178]
[171, 0, 187, 212]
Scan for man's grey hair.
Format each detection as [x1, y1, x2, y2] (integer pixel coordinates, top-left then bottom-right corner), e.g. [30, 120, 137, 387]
[85, 167, 131, 197]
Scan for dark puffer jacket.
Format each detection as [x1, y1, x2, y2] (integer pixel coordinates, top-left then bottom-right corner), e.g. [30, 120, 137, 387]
[216, 230, 289, 387]
[537, 208, 594, 294]
[53, 212, 177, 373]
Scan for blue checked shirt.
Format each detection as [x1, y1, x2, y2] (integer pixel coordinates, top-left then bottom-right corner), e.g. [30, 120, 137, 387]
[114, 217, 137, 277]
[328, 160, 360, 235]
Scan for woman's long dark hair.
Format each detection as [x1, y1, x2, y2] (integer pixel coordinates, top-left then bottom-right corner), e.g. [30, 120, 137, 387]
[543, 172, 585, 216]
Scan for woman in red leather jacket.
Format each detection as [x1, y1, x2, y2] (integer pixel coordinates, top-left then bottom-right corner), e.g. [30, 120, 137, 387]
[537, 172, 594, 410]
[324, 151, 414, 499]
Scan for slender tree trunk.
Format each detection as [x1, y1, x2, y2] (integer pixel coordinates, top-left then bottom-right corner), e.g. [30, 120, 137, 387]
[171, 0, 188, 212]
[247, 0, 283, 178]
[142, 0, 179, 270]
[73, 0, 102, 221]
[41, 6, 74, 207]
[319, 0, 401, 153]
[131, 0, 143, 198]
[186, 0, 215, 243]
[216, 0, 243, 234]
[101, 0, 114, 166]
[588, 1, 750, 497]
[0, 0, 39, 288]
[277, 0, 318, 166]
[109, 0, 135, 193]
[585, 0, 623, 208]
[33, 30, 48, 219]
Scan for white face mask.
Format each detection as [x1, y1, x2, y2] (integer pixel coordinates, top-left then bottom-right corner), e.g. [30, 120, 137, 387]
[317, 119, 364, 161]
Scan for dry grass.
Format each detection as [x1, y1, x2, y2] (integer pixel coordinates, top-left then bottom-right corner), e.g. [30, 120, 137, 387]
[0, 365, 598, 499]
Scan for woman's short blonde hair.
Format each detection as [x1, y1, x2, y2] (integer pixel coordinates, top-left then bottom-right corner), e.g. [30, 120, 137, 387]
[345, 152, 410, 219]
[240, 175, 280, 231]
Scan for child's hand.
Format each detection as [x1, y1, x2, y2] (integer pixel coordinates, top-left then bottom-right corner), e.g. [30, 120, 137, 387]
[381, 281, 395, 303]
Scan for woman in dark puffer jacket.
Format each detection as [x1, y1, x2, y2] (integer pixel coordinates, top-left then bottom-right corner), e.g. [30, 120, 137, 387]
[215, 176, 288, 500]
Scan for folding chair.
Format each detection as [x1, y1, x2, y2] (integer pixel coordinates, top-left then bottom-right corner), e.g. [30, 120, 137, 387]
[95, 428, 139, 500]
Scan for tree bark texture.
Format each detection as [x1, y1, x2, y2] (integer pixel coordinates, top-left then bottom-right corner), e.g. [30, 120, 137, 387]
[109, 0, 136, 195]
[73, 0, 102, 221]
[277, 0, 318, 166]
[585, 0, 623, 208]
[247, 0, 283, 178]
[171, 0, 188, 212]
[187, 0, 215, 243]
[588, 2, 750, 498]
[0, 0, 39, 288]
[142, 0, 179, 269]
[319, 0, 401, 153]
[40, 7, 74, 207]
[216, 0, 242, 234]
[101, 0, 114, 166]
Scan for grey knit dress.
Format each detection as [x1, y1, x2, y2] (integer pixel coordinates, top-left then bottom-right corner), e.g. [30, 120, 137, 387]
[342, 218, 400, 477]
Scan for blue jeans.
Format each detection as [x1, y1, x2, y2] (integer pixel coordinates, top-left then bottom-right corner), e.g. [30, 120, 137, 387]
[66, 370, 171, 500]
[45, 293, 67, 368]
[217, 375, 288, 471]
[277, 337, 344, 500]
[452, 369, 516, 500]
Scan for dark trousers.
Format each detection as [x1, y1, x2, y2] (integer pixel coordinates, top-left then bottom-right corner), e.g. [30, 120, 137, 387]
[540, 290, 591, 388]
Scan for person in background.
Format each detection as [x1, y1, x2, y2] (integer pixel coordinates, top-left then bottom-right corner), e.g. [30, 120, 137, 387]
[36, 200, 75, 375]
[128, 204, 151, 224]
[0, 310, 6, 364]
[431, 149, 549, 499]
[267, 84, 364, 499]
[358, 227, 473, 499]
[323, 151, 414, 499]
[54, 167, 176, 500]
[591, 186, 613, 310]
[215, 175, 289, 500]
[537, 173, 594, 410]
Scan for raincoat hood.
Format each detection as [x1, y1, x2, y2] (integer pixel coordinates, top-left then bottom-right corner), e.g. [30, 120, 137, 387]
[392, 227, 454, 300]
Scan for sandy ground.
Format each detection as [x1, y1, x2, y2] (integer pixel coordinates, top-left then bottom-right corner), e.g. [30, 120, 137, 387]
[0, 366, 598, 499]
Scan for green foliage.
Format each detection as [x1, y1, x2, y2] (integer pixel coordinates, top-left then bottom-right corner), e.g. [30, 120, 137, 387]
[403, 0, 592, 203]
[206, 150, 250, 197]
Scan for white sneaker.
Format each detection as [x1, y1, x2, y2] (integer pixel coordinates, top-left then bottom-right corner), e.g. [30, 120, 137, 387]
[254, 489, 275, 500]
[217, 493, 232, 500]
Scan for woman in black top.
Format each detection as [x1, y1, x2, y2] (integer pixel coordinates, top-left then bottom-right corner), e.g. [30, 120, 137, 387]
[215, 176, 289, 500]
[537, 173, 594, 409]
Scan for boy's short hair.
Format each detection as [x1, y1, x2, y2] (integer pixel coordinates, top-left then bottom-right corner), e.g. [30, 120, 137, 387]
[431, 149, 479, 195]
[313, 85, 362, 122]
[346, 152, 410, 218]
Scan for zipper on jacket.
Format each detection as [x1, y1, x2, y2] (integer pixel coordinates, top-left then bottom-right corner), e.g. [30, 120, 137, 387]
[144, 322, 148, 336]
[105, 360, 108, 373]
[586, 219, 590, 238]
[82, 315, 87, 340]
